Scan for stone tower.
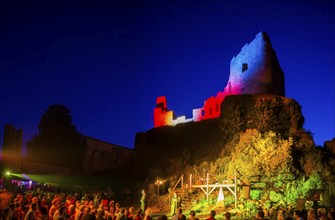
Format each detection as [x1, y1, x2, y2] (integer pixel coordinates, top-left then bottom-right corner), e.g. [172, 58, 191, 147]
[224, 31, 285, 96]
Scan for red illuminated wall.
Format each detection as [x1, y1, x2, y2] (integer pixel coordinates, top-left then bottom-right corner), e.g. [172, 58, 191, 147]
[154, 92, 227, 127]
[194, 91, 226, 122]
[154, 96, 173, 127]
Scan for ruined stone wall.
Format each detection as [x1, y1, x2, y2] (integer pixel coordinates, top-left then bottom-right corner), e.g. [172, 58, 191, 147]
[83, 137, 134, 174]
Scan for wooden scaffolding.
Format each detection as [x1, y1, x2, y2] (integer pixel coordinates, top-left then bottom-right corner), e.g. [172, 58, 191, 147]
[189, 172, 237, 207]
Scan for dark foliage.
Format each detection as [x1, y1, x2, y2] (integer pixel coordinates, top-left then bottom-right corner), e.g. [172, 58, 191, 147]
[26, 104, 85, 171]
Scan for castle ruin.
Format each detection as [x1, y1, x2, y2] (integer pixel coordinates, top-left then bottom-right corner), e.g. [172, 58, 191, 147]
[154, 31, 285, 127]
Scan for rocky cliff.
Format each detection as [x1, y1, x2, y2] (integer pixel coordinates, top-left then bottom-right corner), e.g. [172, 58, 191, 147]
[135, 94, 308, 179]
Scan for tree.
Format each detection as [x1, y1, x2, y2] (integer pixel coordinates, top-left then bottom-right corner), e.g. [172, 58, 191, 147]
[226, 129, 294, 181]
[27, 104, 85, 171]
[38, 104, 76, 137]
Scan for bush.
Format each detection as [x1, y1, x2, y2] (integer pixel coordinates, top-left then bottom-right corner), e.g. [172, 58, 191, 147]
[270, 191, 284, 203]
[224, 195, 235, 207]
[250, 190, 262, 200]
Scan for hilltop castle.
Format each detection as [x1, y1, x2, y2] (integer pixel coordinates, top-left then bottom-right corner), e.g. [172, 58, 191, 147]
[154, 31, 285, 127]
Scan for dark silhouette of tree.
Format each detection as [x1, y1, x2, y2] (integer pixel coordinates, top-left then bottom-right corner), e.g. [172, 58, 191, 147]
[27, 104, 85, 171]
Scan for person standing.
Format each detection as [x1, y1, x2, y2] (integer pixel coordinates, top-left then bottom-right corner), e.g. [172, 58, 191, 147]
[224, 212, 231, 220]
[133, 209, 142, 220]
[49, 198, 60, 220]
[206, 210, 216, 220]
[116, 208, 126, 220]
[140, 190, 147, 213]
[143, 208, 152, 220]
[172, 208, 183, 220]
[187, 210, 199, 220]
[25, 203, 38, 220]
[170, 193, 178, 216]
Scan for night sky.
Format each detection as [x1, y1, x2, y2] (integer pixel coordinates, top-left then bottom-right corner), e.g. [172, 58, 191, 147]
[0, 0, 334, 151]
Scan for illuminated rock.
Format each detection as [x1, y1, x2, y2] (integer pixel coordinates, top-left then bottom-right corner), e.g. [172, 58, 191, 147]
[154, 31, 285, 127]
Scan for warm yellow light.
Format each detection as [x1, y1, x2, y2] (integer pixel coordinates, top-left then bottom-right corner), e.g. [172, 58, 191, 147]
[155, 178, 163, 185]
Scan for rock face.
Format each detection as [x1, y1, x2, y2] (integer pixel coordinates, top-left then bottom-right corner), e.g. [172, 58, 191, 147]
[135, 94, 305, 177]
[325, 138, 335, 154]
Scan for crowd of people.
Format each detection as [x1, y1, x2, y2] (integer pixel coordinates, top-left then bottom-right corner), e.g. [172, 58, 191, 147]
[168, 207, 335, 220]
[0, 183, 142, 220]
[0, 183, 335, 220]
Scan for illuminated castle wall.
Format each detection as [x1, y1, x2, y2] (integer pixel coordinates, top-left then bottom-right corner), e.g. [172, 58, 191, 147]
[154, 31, 285, 127]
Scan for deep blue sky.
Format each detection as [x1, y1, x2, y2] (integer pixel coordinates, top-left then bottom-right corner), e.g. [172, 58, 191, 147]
[0, 0, 334, 150]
